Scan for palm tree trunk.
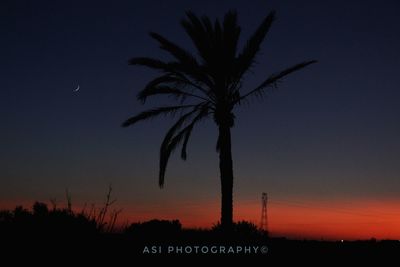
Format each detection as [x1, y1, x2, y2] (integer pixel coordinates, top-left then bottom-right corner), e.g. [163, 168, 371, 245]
[218, 124, 234, 230]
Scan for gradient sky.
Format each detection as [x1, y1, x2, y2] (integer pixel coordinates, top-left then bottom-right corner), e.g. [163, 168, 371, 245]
[1, 0, 400, 240]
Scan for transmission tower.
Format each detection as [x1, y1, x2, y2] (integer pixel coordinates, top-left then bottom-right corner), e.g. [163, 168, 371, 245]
[260, 192, 268, 234]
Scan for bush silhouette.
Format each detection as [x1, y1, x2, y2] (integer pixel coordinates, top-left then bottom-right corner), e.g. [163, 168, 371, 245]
[125, 219, 182, 241]
[32, 201, 49, 216]
[0, 202, 98, 239]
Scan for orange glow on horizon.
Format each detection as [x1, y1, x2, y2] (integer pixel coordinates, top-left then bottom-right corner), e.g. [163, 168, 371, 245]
[122, 198, 400, 240]
[2, 197, 400, 240]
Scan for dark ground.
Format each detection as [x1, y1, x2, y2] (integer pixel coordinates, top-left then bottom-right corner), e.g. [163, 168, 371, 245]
[1, 204, 398, 263]
[4, 228, 399, 263]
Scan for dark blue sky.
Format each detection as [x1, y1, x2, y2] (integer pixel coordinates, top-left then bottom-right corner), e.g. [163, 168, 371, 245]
[1, 0, 400, 228]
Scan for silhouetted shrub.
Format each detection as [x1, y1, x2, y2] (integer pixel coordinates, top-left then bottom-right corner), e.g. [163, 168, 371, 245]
[236, 221, 259, 233]
[125, 219, 181, 240]
[33, 201, 49, 216]
[0, 202, 98, 239]
[210, 220, 266, 241]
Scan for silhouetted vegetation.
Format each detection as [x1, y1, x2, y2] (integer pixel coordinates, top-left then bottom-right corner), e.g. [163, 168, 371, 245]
[126, 219, 182, 238]
[0, 186, 122, 239]
[212, 220, 263, 239]
[0, 202, 98, 239]
[1, 201, 398, 261]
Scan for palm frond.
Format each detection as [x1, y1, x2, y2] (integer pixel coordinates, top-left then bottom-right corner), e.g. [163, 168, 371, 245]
[158, 130, 186, 187]
[161, 108, 200, 150]
[201, 15, 214, 38]
[222, 11, 241, 59]
[158, 123, 191, 187]
[181, 11, 212, 65]
[142, 74, 178, 88]
[138, 74, 187, 103]
[171, 72, 214, 99]
[236, 60, 318, 104]
[128, 57, 172, 71]
[159, 106, 209, 187]
[121, 105, 197, 127]
[138, 85, 185, 102]
[235, 11, 276, 77]
[139, 84, 210, 103]
[130, 57, 213, 95]
[181, 108, 209, 160]
[149, 32, 200, 68]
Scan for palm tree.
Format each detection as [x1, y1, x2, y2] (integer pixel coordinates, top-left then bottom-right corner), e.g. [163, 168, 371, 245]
[122, 10, 316, 230]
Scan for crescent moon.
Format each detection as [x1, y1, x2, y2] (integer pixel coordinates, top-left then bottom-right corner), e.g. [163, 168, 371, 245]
[74, 85, 80, 92]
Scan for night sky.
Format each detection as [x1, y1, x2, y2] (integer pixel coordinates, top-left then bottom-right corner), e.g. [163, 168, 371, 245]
[1, 0, 400, 239]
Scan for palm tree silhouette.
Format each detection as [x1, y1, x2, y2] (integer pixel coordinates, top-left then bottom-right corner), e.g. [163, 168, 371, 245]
[122, 10, 317, 229]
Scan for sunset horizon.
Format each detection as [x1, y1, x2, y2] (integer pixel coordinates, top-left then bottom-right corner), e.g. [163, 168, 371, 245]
[3, 194, 400, 240]
[2, 0, 400, 259]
